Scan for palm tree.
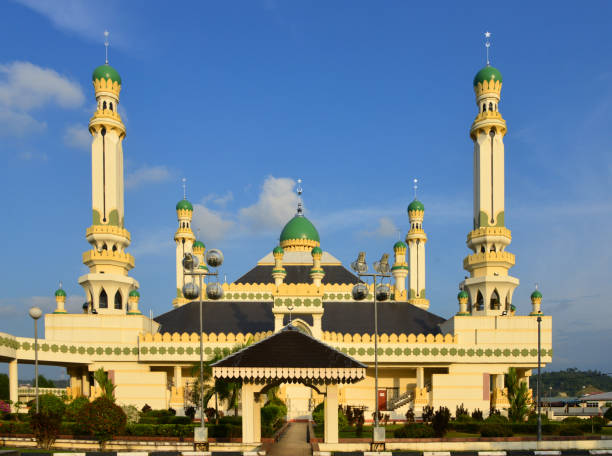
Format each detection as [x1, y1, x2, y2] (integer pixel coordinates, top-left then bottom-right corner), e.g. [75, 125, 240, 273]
[93, 368, 116, 402]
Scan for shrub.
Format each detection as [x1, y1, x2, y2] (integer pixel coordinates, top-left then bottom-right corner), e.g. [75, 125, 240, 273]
[312, 402, 324, 425]
[472, 409, 483, 421]
[422, 405, 434, 423]
[485, 413, 509, 423]
[28, 394, 65, 450]
[0, 400, 10, 416]
[65, 396, 89, 421]
[141, 403, 152, 413]
[169, 415, 192, 425]
[78, 397, 127, 446]
[185, 406, 196, 420]
[480, 422, 513, 437]
[451, 420, 481, 433]
[432, 406, 451, 437]
[393, 423, 435, 438]
[168, 407, 176, 415]
[456, 403, 469, 420]
[0, 420, 32, 434]
[405, 407, 415, 423]
[604, 407, 612, 422]
[120, 404, 139, 424]
[559, 425, 583, 436]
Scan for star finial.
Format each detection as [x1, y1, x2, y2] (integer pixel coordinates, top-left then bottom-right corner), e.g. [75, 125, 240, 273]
[484, 31, 492, 66]
[181, 178, 187, 200]
[413, 178, 418, 200]
[59, 280, 63, 289]
[535, 282, 539, 290]
[104, 30, 110, 64]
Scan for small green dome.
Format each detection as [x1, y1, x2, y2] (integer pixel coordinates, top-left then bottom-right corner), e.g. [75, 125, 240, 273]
[280, 216, 320, 243]
[54, 288, 66, 297]
[273, 246, 284, 254]
[473, 65, 502, 87]
[531, 289, 542, 299]
[510, 304, 516, 311]
[311, 246, 323, 256]
[176, 199, 193, 211]
[457, 290, 469, 300]
[193, 240, 205, 250]
[92, 64, 122, 84]
[408, 199, 424, 212]
[394, 241, 407, 250]
[129, 290, 140, 298]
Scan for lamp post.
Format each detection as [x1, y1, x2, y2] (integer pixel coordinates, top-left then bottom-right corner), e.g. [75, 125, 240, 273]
[28, 306, 42, 413]
[350, 252, 391, 448]
[182, 249, 224, 448]
[537, 315, 542, 442]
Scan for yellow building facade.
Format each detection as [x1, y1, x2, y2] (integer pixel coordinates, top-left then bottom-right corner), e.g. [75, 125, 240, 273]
[0, 59, 551, 420]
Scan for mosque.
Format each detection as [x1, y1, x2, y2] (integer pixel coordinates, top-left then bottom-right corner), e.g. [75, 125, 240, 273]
[0, 48, 552, 436]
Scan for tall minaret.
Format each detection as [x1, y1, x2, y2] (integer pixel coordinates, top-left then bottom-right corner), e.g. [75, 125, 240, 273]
[406, 179, 429, 310]
[78, 39, 139, 314]
[461, 33, 519, 316]
[173, 180, 195, 308]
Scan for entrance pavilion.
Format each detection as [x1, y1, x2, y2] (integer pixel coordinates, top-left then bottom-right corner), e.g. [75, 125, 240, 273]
[212, 325, 366, 444]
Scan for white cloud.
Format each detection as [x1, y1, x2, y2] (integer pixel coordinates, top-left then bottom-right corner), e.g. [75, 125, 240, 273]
[130, 229, 175, 257]
[203, 191, 234, 208]
[239, 176, 298, 231]
[0, 61, 84, 139]
[63, 124, 90, 150]
[0, 295, 85, 317]
[0, 61, 84, 110]
[360, 216, 399, 238]
[126, 165, 172, 189]
[192, 204, 235, 243]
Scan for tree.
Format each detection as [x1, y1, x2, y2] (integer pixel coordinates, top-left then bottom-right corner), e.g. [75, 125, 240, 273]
[431, 406, 451, 437]
[0, 373, 8, 400]
[93, 368, 116, 402]
[78, 397, 126, 449]
[507, 367, 530, 422]
[28, 394, 65, 450]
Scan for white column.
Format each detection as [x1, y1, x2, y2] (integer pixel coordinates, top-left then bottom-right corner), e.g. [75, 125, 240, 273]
[174, 365, 182, 389]
[312, 314, 322, 339]
[82, 369, 90, 397]
[324, 384, 339, 444]
[253, 393, 264, 443]
[416, 367, 424, 389]
[9, 360, 18, 412]
[241, 383, 255, 444]
[494, 374, 504, 389]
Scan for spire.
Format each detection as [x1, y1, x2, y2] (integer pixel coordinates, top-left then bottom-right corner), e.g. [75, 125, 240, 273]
[182, 177, 187, 200]
[413, 178, 418, 200]
[296, 178, 303, 216]
[104, 30, 110, 64]
[484, 31, 491, 66]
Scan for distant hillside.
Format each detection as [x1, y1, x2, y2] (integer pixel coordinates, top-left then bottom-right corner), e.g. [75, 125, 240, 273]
[539, 368, 612, 397]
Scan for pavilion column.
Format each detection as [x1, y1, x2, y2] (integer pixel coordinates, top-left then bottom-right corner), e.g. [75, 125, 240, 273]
[414, 367, 428, 415]
[241, 382, 255, 444]
[9, 360, 18, 412]
[81, 368, 90, 397]
[324, 383, 339, 444]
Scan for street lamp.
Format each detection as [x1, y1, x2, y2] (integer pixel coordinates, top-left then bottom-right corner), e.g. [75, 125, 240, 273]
[182, 249, 224, 448]
[537, 315, 542, 441]
[350, 252, 391, 449]
[28, 306, 42, 413]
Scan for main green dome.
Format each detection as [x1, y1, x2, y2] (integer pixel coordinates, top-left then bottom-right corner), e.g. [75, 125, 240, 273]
[176, 199, 193, 211]
[473, 65, 502, 87]
[280, 215, 320, 243]
[92, 64, 122, 84]
[408, 199, 424, 212]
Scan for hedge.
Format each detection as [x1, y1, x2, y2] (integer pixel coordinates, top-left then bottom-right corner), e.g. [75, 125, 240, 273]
[451, 420, 602, 436]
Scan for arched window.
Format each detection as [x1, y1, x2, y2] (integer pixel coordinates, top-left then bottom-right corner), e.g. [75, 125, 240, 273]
[482, 104, 486, 112]
[103, 101, 107, 110]
[505, 295, 510, 311]
[99, 289, 108, 308]
[489, 102, 493, 111]
[490, 245, 496, 252]
[481, 246, 485, 253]
[112, 245, 117, 252]
[102, 243, 108, 250]
[476, 291, 484, 311]
[109, 102, 113, 111]
[114, 291, 122, 309]
[490, 289, 501, 310]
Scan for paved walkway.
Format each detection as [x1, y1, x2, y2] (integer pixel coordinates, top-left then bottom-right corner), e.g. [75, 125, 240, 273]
[267, 421, 312, 456]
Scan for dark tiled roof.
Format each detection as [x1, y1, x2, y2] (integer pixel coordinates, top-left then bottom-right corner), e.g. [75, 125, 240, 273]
[234, 265, 360, 285]
[154, 301, 274, 334]
[322, 301, 446, 334]
[212, 325, 366, 369]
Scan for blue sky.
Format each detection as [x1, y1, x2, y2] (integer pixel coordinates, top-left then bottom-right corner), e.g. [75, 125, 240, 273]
[1, 1, 611, 379]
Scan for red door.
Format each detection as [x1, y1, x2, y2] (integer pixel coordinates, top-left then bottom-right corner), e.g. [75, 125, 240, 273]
[378, 389, 387, 411]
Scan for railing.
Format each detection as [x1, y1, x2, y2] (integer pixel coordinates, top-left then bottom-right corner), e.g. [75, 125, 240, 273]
[387, 390, 412, 410]
[550, 406, 606, 417]
[18, 387, 66, 397]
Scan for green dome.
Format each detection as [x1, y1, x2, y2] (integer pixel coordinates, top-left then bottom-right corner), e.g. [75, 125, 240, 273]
[176, 199, 193, 211]
[393, 241, 407, 250]
[54, 288, 66, 297]
[457, 290, 469, 300]
[408, 199, 424, 212]
[92, 64, 122, 84]
[280, 216, 320, 243]
[193, 240, 205, 249]
[311, 246, 323, 255]
[273, 246, 284, 254]
[531, 289, 542, 299]
[473, 65, 502, 87]
[129, 290, 140, 298]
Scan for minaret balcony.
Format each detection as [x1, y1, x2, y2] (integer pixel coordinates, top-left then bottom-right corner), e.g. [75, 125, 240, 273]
[83, 249, 135, 271]
[467, 227, 511, 250]
[174, 228, 196, 242]
[470, 117, 507, 139]
[463, 250, 515, 271]
[89, 115, 125, 137]
[86, 225, 130, 245]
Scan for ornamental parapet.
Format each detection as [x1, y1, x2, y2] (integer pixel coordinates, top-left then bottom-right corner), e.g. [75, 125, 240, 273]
[467, 226, 511, 242]
[93, 78, 121, 97]
[279, 238, 320, 252]
[139, 330, 273, 344]
[91, 109, 123, 123]
[474, 79, 502, 97]
[322, 332, 456, 344]
[86, 225, 131, 241]
[82, 249, 135, 268]
[463, 250, 515, 269]
[470, 117, 507, 139]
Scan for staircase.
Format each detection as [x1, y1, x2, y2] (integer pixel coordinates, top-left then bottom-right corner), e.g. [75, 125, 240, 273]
[386, 390, 412, 410]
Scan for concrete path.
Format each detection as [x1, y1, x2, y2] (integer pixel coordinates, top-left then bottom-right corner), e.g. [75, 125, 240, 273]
[267, 422, 312, 456]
